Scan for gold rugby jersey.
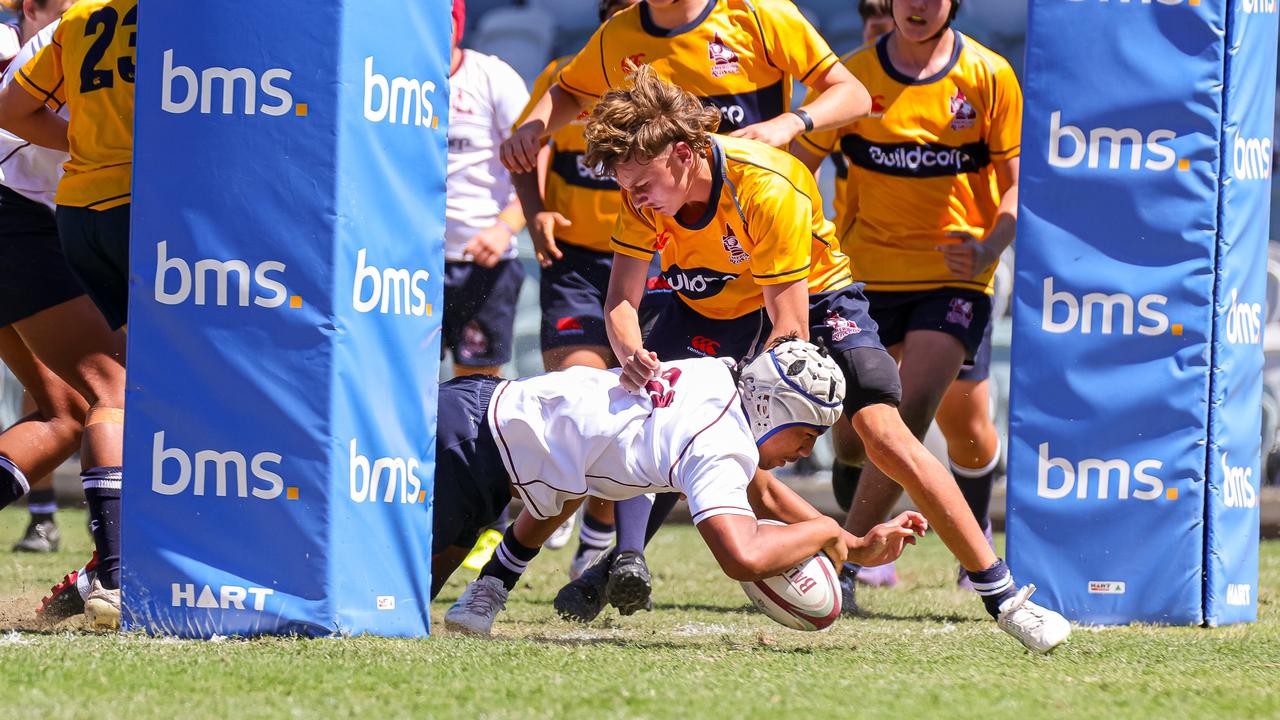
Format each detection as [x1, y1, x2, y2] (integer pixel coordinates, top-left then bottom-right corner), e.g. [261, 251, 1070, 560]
[799, 32, 1022, 294]
[557, 0, 838, 133]
[515, 56, 620, 254]
[611, 134, 852, 321]
[16, 0, 136, 210]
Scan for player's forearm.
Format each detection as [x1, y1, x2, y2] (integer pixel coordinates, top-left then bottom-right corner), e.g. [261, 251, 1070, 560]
[762, 280, 810, 344]
[734, 520, 841, 581]
[520, 84, 588, 140]
[983, 187, 1018, 258]
[512, 170, 545, 226]
[748, 468, 824, 524]
[604, 298, 646, 363]
[798, 72, 871, 133]
[0, 84, 67, 152]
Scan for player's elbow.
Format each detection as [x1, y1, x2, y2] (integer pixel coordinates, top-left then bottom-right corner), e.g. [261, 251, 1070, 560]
[717, 547, 771, 583]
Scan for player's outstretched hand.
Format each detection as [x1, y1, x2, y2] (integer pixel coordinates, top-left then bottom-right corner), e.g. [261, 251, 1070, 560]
[620, 348, 661, 393]
[500, 124, 543, 174]
[728, 112, 807, 148]
[851, 511, 928, 568]
[463, 224, 514, 269]
[937, 231, 999, 280]
[531, 211, 570, 268]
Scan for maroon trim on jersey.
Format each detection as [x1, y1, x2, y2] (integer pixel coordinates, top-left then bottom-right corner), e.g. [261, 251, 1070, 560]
[690, 505, 754, 524]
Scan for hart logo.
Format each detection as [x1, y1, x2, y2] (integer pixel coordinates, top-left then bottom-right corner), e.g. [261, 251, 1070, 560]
[661, 265, 738, 300]
[1048, 111, 1181, 172]
[1221, 452, 1258, 509]
[151, 431, 295, 501]
[1227, 584, 1252, 606]
[363, 57, 440, 128]
[1243, 0, 1277, 12]
[154, 241, 296, 309]
[1037, 442, 1167, 501]
[172, 583, 274, 611]
[351, 249, 431, 316]
[1041, 276, 1174, 336]
[348, 438, 427, 505]
[1223, 288, 1262, 345]
[161, 50, 302, 117]
[1088, 581, 1126, 595]
[1232, 133, 1273, 180]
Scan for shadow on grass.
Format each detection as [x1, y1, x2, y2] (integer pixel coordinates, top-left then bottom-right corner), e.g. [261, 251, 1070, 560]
[518, 633, 820, 654]
[853, 608, 985, 625]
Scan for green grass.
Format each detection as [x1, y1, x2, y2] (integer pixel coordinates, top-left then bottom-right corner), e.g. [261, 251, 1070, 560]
[1, 508, 1277, 719]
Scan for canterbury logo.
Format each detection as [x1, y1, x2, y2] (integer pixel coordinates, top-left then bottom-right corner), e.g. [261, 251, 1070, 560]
[690, 336, 721, 356]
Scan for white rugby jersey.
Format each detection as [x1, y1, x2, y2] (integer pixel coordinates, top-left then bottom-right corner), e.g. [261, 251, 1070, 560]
[487, 357, 760, 523]
[0, 21, 66, 208]
[445, 49, 529, 262]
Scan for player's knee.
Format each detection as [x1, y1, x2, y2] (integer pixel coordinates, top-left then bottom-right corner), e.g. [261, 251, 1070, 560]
[838, 346, 902, 420]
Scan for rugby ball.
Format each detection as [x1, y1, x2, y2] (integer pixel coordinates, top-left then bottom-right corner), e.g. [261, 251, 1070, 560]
[741, 523, 841, 631]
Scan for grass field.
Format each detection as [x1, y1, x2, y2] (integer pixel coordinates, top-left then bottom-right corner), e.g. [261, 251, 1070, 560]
[0, 508, 1277, 719]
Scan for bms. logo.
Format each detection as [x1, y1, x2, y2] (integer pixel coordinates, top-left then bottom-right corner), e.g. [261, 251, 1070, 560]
[162, 49, 304, 117]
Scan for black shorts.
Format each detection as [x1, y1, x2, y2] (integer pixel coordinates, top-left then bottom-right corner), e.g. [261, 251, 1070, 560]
[55, 203, 130, 330]
[642, 294, 771, 362]
[0, 187, 84, 326]
[443, 259, 526, 367]
[540, 242, 612, 352]
[863, 288, 992, 363]
[432, 374, 512, 555]
[957, 316, 994, 382]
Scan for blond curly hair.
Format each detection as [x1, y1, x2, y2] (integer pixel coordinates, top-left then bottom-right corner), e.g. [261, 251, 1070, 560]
[583, 64, 721, 174]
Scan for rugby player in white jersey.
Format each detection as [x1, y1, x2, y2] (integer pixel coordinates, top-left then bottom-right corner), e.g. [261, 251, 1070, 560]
[429, 338, 929, 636]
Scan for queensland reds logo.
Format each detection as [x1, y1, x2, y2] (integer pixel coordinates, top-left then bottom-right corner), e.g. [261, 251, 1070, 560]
[869, 95, 887, 118]
[946, 298, 974, 328]
[708, 33, 740, 77]
[621, 53, 646, 74]
[949, 89, 976, 130]
[825, 311, 861, 342]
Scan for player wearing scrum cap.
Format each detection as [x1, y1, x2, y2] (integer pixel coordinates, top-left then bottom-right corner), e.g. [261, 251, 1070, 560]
[554, 67, 1067, 653]
[433, 338, 927, 636]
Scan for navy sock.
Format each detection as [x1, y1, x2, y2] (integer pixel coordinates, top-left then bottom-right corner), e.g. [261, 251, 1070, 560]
[966, 558, 1017, 619]
[82, 466, 122, 590]
[575, 512, 615, 557]
[832, 461, 861, 514]
[479, 530, 541, 591]
[613, 495, 654, 555]
[0, 455, 29, 511]
[26, 487, 57, 517]
[951, 446, 999, 530]
[641, 492, 680, 546]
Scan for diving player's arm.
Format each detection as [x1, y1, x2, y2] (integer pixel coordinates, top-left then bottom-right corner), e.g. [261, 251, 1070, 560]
[697, 512, 846, 582]
[730, 63, 870, 148]
[604, 252, 660, 392]
[939, 156, 1019, 280]
[500, 84, 590, 174]
[747, 468, 928, 568]
[761, 279, 810, 345]
[0, 79, 66, 151]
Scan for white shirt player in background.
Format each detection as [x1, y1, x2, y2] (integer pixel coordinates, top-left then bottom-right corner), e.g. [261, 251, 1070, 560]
[441, 0, 531, 379]
[439, 339, 930, 636]
[0, 13, 65, 208]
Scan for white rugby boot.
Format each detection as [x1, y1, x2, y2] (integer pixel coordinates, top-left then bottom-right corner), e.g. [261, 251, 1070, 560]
[997, 584, 1071, 654]
[84, 577, 121, 631]
[444, 576, 508, 636]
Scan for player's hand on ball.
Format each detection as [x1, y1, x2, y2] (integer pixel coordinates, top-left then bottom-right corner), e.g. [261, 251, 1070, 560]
[851, 511, 927, 567]
[500, 124, 543, 174]
[531, 211, 570, 268]
[937, 231, 999, 280]
[620, 348, 661, 393]
[464, 224, 514, 269]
